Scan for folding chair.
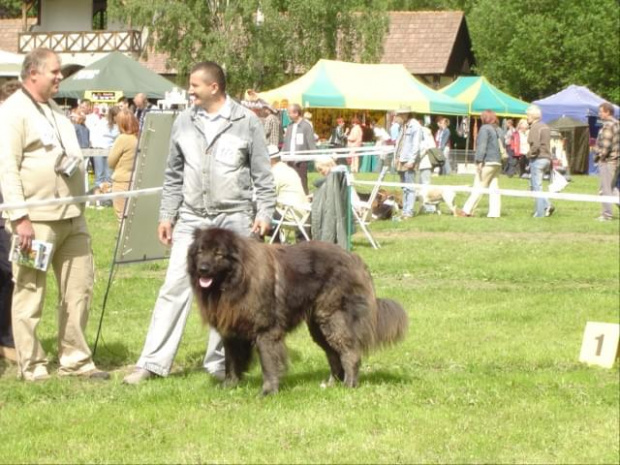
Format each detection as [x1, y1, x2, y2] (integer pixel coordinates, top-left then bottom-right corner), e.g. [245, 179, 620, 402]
[346, 166, 389, 249]
[269, 199, 312, 244]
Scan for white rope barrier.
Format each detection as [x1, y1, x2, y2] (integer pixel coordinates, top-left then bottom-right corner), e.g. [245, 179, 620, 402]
[280, 145, 394, 162]
[81, 148, 110, 158]
[1, 173, 616, 213]
[0, 187, 162, 212]
[352, 180, 620, 204]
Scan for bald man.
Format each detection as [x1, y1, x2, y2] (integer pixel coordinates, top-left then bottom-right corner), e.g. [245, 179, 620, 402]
[133, 92, 152, 129]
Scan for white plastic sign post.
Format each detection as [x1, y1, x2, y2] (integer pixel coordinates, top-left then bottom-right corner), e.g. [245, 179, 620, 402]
[579, 322, 620, 369]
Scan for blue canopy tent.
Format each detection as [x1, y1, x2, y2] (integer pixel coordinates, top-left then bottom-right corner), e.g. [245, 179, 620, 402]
[533, 85, 620, 123]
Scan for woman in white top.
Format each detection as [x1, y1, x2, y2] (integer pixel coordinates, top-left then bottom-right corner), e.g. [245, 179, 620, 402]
[89, 106, 120, 191]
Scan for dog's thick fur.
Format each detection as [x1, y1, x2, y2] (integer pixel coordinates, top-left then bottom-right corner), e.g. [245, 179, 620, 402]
[187, 228, 408, 395]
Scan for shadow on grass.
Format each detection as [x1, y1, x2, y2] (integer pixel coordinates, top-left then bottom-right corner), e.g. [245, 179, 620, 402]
[38, 336, 132, 371]
[170, 353, 413, 394]
[91, 341, 133, 369]
[0, 358, 10, 377]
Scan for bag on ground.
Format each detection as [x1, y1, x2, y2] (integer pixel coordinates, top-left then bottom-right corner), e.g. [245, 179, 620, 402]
[549, 169, 569, 193]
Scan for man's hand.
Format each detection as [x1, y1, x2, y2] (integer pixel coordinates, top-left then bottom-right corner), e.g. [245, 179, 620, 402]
[157, 221, 174, 246]
[251, 219, 271, 237]
[13, 216, 35, 252]
[476, 162, 483, 175]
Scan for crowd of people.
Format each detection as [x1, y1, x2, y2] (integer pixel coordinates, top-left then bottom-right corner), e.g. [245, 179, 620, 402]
[0, 47, 618, 379]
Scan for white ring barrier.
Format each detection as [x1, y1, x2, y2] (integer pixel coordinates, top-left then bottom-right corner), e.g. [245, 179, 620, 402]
[280, 146, 394, 162]
[352, 180, 620, 205]
[0, 187, 163, 212]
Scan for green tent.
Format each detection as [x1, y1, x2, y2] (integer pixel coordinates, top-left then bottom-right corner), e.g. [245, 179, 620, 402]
[440, 76, 529, 117]
[57, 51, 174, 100]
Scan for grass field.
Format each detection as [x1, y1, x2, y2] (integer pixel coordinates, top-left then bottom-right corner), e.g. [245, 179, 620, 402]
[0, 173, 618, 464]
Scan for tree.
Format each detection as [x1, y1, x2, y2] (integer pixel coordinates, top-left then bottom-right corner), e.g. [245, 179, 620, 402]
[108, 0, 388, 97]
[468, 0, 620, 102]
[0, 0, 37, 19]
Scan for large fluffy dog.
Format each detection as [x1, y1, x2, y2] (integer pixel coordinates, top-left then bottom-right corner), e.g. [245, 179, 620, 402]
[187, 228, 408, 395]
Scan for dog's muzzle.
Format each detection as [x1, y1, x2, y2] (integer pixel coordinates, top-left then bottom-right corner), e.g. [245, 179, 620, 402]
[197, 265, 213, 288]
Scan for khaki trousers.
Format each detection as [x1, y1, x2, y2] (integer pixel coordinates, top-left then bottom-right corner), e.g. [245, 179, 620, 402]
[7, 215, 95, 379]
[462, 164, 502, 217]
[112, 181, 130, 222]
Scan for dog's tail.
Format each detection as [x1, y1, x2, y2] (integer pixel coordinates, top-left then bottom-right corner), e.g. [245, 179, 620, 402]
[373, 298, 408, 347]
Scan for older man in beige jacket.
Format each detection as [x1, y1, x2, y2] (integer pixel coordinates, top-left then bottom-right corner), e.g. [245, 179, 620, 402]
[0, 48, 108, 381]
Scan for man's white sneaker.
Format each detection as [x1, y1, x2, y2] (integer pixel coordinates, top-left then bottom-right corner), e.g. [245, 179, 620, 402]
[123, 368, 155, 385]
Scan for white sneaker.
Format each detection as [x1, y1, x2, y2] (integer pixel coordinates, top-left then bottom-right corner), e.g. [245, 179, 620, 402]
[123, 368, 155, 385]
[22, 365, 51, 382]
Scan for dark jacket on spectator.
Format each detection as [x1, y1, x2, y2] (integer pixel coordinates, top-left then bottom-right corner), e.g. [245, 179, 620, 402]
[527, 121, 551, 160]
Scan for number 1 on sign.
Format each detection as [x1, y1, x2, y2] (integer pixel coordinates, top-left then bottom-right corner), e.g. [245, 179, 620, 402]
[579, 322, 620, 369]
[595, 334, 604, 356]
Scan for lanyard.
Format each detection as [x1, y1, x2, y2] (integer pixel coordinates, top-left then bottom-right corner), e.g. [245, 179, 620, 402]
[20, 86, 67, 154]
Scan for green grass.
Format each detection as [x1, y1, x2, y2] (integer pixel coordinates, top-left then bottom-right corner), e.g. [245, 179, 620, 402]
[1, 173, 618, 464]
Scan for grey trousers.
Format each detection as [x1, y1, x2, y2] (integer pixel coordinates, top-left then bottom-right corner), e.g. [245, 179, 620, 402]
[137, 210, 253, 376]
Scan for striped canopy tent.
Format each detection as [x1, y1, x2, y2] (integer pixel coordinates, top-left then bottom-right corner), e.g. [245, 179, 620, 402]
[258, 59, 467, 115]
[440, 76, 529, 117]
[0, 49, 23, 78]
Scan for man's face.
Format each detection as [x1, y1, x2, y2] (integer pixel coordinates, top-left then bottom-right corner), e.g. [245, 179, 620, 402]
[598, 107, 611, 120]
[79, 102, 91, 114]
[133, 95, 144, 109]
[189, 71, 218, 109]
[118, 100, 129, 111]
[288, 105, 300, 121]
[32, 54, 62, 100]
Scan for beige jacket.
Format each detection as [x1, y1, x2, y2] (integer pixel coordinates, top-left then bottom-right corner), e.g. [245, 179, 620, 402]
[0, 89, 85, 222]
[108, 133, 137, 183]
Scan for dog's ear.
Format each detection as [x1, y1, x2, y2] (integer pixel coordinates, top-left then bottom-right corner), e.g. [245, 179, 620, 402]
[192, 228, 204, 241]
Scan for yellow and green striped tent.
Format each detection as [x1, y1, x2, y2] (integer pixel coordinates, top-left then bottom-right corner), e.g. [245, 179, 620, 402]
[439, 76, 529, 117]
[258, 59, 467, 115]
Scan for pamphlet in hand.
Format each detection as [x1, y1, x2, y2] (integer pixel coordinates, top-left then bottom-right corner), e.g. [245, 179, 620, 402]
[9, 236, 54, 272]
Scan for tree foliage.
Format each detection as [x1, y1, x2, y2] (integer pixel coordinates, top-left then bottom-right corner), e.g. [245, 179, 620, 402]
[468, 0, 619, 102]
[0, 0, 37, 18]
[108, 0, 620, 102]
[108, 0, 388, 97]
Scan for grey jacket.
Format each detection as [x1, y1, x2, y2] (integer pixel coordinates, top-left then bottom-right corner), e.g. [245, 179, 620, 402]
[311, 169, 348, 249]
[282, 119, 317, 153]
[475, 124, 502, 164]
[159, 98, 276, 224]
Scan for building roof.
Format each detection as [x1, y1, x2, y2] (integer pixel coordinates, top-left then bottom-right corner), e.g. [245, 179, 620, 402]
[0, 18, 25, 54]
[381, 11, 471, 75]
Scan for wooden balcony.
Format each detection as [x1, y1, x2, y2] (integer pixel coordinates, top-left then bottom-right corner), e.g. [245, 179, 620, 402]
[18, 30, 142, 54]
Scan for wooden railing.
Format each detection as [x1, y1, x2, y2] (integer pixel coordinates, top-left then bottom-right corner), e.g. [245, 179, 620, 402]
[18, 30, 142, 54]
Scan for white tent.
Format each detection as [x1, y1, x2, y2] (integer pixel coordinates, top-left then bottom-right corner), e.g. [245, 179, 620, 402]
[0, 49, 24, 78]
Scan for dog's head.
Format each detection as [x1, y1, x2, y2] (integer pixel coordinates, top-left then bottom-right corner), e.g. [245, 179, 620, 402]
[99, 181, 112, 194]
[187, 228, 242, 291]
